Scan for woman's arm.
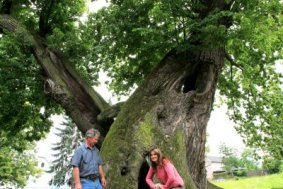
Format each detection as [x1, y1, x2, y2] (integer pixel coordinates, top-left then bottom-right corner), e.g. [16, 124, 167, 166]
[145, 167, 156, 189]
[163, 161, 177, 189]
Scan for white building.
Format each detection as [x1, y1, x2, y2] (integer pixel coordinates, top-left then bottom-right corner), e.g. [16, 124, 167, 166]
[24, 156, 60, 189]
[25, 155, 69, 189]
[205, 156, 224, 179]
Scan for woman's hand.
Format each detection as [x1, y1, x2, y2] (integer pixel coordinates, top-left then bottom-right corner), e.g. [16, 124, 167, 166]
[154, 183, 163, 189]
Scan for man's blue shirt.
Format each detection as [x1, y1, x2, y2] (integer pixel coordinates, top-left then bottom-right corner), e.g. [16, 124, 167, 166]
[71, 143, 102, 177]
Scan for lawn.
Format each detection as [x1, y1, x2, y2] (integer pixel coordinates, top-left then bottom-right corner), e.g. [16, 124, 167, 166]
[210, 173, 283, 189]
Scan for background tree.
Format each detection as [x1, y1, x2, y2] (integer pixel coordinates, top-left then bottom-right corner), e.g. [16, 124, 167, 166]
[0, 144, 41, 187]
[219, 144, 240, 176]
[262, 156, 283, 174]
[48, 116, 83, 187]
[239, 148, 259, 172]
[220, 144, 259, 177]
[0, 0, 282, 188]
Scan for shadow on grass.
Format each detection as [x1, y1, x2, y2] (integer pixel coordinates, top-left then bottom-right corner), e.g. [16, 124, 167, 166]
[208, 181, 224, 189]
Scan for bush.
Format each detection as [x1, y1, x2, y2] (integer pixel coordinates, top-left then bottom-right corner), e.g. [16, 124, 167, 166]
[262, 157, 282, 174]
[279, 161, 283, 173]
[234, 169, 247, 177]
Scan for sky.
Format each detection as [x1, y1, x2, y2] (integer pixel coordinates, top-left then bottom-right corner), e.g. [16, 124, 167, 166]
[207, 105, 245, 156]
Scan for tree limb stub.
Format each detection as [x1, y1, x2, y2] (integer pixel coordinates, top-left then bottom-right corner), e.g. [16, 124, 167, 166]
[97, 102, 125, 122]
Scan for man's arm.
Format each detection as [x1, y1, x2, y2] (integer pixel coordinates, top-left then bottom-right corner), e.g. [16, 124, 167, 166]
[98, 165, 107, 187]
[73, 167, 82, 189]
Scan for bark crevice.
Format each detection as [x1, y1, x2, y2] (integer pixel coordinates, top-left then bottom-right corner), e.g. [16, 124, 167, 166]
[137, 161, 150, 189]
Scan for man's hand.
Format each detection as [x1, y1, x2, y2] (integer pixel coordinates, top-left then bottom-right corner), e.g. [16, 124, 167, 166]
[99, 165, 107, 187]
[75, 182, 82, 189]
[101, 177, 107, 187]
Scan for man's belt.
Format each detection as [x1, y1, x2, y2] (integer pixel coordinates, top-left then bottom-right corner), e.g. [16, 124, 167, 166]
[80, 174, 99, 181]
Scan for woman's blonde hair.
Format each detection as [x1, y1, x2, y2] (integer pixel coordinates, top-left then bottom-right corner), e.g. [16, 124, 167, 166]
[149, 147, 166, 169]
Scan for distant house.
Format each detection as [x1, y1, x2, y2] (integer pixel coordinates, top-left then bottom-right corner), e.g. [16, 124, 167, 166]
[25, 156, 69, 189]
[0, 156, 56, 189]
[25, 156, 52, 189]
[205, 155, 224, 179]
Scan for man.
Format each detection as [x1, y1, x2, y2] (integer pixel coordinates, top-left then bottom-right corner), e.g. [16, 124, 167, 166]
[71, 128, 107, 189]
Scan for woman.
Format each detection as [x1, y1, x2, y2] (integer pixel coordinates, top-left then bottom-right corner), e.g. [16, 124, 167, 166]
[145, 147, 185, 189]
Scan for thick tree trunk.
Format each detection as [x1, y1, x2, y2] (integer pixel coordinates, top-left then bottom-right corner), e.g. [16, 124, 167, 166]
[0, 0, 231, 187]
[100, 48, 225, 189]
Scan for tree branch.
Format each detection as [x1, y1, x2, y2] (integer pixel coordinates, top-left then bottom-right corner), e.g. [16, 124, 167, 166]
[225, 51, 243, 71]
[0, 14, 113, 135]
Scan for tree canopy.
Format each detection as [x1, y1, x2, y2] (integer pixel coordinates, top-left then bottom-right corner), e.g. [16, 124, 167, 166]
[0, 0, 283, 187]
[84, 0, 283, 157]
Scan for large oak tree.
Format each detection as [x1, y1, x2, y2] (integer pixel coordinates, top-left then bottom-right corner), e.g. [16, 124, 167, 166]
[0, 0, 282, 188]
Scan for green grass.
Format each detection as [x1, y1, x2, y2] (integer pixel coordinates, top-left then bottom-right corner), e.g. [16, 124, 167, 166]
[210, 173, 283, 189]
[208, 182, 224, 189]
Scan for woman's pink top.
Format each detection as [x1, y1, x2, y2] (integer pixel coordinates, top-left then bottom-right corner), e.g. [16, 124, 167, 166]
[146, 159, 184, 189]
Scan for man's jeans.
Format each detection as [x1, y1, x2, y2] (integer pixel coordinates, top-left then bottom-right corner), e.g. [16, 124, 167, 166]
[81, 178, 103, 189]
